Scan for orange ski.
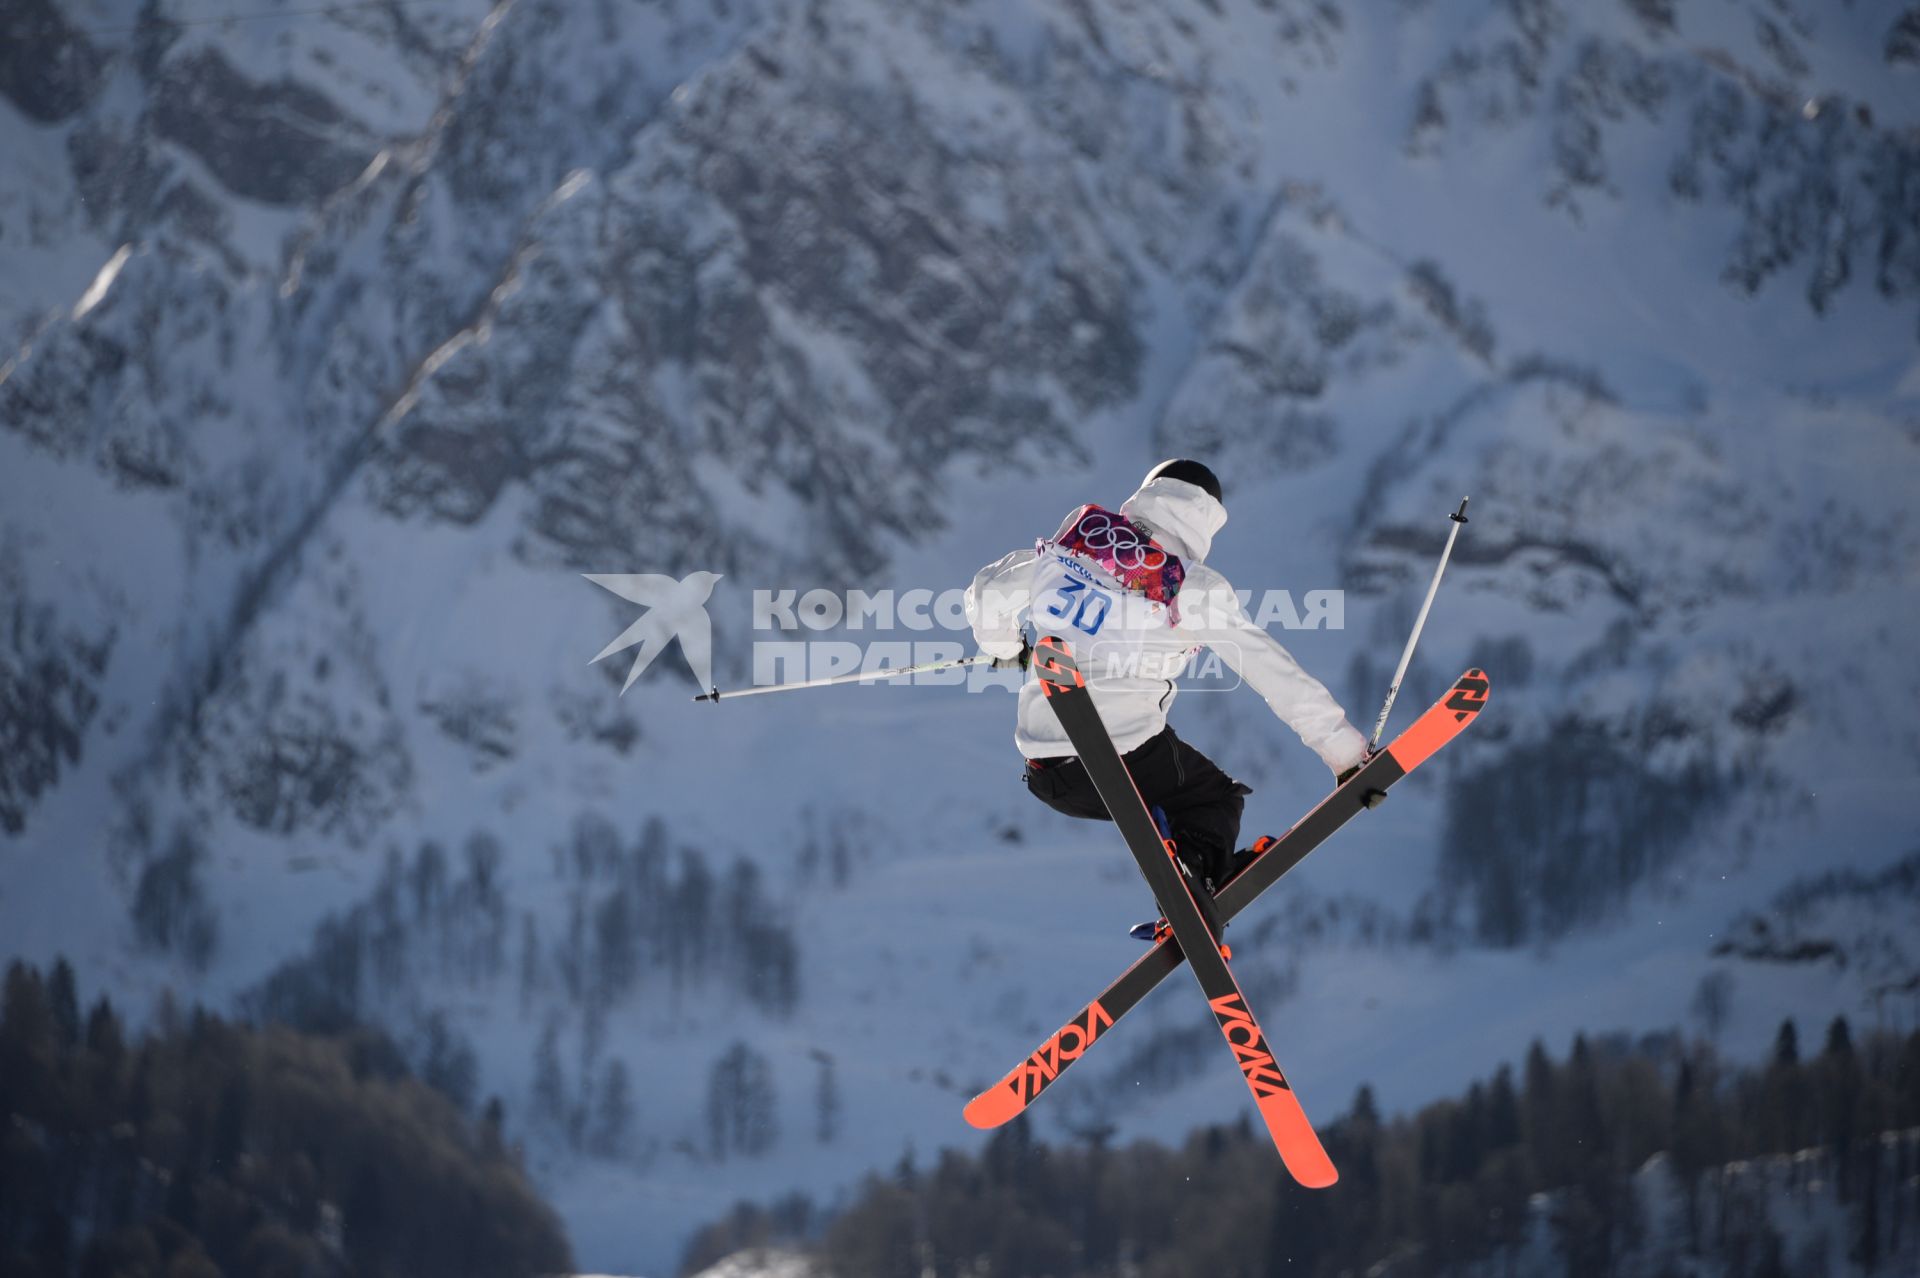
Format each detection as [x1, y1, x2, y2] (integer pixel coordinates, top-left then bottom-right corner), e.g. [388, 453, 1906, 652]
[1018, 637, 1355, 1186]
[966, 668, 1490, 1158]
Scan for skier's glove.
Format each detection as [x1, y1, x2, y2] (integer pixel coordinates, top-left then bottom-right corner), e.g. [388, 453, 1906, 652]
[989, 638, 1032, 671]
[1333, 749, 1371, 787]
[1335, 748, 1387, 808]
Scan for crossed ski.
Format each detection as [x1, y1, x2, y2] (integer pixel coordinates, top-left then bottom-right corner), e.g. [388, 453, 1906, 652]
[965, 652, 1491, 1188]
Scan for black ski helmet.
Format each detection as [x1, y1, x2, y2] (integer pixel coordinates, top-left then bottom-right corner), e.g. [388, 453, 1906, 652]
[1143, 458, 1223, 504]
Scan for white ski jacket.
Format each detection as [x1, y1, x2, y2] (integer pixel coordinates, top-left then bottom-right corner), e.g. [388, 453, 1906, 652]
[965, 476, 1369, 774]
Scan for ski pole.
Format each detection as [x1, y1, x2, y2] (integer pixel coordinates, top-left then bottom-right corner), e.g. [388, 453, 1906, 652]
[694, 653, 996, 702]
[1368, 497, 1469, 747]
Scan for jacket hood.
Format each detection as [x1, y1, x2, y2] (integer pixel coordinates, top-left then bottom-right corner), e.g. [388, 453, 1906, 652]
[1120, 477, 1227, 562]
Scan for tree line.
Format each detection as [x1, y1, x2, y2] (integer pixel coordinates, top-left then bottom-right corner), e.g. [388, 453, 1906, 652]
[683, 1019, 1920, 1277]
[1440, 715, 1726, 947]
[246, 816, 802, 1053]
[241, 815, 806, 1165]
[0, 957, 570, 1278]
[535, 813, 801, 1023]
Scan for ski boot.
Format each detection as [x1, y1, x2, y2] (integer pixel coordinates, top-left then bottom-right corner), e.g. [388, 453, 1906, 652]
[1129, 834, 1277, 942]
[1221, 834, 1278, 889]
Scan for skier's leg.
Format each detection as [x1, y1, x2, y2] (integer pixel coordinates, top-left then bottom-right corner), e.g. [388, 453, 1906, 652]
[1020, 756, 1112, 821]
[1026, 729, 1240, 937]
[1136, 731, 1250, 888]
[1023, 729, 1247, 887]
[1024, 731, 1187, 830]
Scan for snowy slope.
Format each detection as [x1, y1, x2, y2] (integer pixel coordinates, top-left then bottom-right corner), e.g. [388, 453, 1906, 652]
[4, 1, 1920, 1273]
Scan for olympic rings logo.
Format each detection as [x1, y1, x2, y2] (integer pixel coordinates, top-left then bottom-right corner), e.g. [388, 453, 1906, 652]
[1076, 511, 1167, 571]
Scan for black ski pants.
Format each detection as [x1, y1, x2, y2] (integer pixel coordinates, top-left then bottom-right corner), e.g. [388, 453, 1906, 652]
[1021, 726, 1252, 886]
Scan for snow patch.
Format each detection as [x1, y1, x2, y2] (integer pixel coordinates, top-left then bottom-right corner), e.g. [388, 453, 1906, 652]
[70, 244, 134, 321]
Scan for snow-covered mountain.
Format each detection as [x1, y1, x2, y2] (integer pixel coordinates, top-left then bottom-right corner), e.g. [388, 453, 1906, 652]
[3, 1, 1918, 1272]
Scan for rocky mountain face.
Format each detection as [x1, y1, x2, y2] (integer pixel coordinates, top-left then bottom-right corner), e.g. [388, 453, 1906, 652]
[4, 1, 1918, 1271]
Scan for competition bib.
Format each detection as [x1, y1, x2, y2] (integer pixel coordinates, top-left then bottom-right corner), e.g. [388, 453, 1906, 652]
[1031, 506, 1187, 679]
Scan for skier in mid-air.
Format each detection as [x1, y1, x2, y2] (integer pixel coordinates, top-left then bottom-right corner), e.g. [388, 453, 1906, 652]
[957, 466, 1482, 1172]
[965, 459, 1373, 911]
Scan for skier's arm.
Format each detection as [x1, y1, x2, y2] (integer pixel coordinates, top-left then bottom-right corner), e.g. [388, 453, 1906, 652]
[1181, 570, 1368, 775]
[964, 549, 1037, 661]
